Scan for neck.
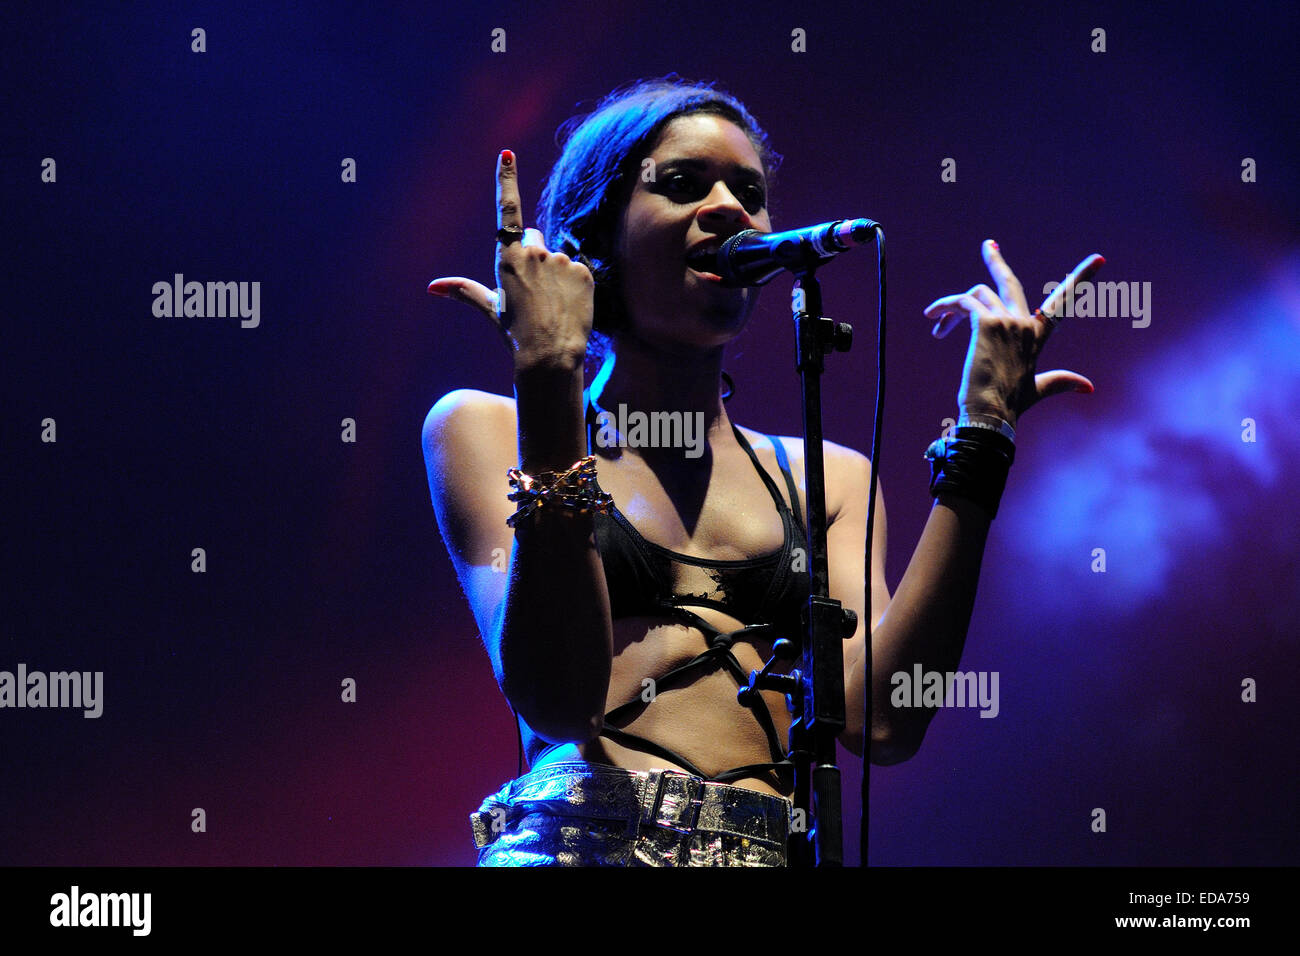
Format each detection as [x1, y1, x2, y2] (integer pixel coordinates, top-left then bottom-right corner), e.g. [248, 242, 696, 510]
[587, 330, 735, 465]
[590, 329, 729, 427]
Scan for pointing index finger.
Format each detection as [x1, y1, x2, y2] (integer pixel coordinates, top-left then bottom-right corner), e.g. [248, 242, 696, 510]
[497, 149, 523, 234]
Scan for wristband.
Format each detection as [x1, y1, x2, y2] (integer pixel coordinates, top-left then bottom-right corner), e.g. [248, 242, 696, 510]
[924, 427, 1015, 519]
[955, 413, 1016, 445]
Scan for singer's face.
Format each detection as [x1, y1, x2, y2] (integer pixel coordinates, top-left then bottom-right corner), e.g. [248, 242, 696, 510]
[613, 114, 771, 350]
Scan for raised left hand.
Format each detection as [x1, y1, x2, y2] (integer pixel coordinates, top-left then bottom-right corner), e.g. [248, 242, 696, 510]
[924, 240, 1104, 430]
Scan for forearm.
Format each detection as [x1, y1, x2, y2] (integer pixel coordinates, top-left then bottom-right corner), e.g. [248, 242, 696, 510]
[496, 362, 613, 743]
[850, 492, 993, 763]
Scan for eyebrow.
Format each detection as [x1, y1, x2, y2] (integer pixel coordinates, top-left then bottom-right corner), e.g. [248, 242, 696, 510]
[657, 157, 766, 182]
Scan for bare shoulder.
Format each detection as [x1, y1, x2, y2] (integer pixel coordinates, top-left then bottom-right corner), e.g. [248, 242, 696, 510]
[737, 429, 875, 522]
[421, 388, 516, 453]
[420, 389, 518, 567]
[745, 431, 870, 468]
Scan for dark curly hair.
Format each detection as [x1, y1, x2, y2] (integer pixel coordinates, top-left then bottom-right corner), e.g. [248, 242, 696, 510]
[536, 76, 781, 369]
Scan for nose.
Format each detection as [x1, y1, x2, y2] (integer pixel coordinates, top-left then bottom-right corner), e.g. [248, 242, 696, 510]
[696, 180, 751, 227]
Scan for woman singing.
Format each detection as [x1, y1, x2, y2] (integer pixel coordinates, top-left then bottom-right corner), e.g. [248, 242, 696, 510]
[422, 77, 1098, 866]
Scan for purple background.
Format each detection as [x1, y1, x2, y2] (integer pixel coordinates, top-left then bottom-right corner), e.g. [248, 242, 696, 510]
[5, 0, 1297, 866]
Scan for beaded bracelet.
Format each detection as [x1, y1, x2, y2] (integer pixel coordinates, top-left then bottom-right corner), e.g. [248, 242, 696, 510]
[506, 456, 613, 527]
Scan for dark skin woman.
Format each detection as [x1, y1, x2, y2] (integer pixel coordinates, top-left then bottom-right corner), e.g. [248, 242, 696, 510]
[423, 79, 1098, 864]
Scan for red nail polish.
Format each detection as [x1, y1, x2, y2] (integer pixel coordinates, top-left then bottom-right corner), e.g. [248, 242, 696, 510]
[500, 149, 514, 166]
[991, 241, 999, 251]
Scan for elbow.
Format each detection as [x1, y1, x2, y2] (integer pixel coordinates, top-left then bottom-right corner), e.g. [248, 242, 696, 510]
[536, 710, 604, 747]
[867, 719, 924, 766]
[870, 734, 920, 766]
[524, 709, 604, 747]
[493, 628, 610, 746]
[502, 679, 604, 746]
[840, 721, 920, 765]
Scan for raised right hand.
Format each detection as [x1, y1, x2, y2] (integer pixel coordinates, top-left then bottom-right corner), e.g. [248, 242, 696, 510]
[428, 149, 594, 372]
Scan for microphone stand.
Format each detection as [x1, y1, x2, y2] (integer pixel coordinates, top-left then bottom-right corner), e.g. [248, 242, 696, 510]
[737, 221, 885, 867]
[740, 269, 856, 867]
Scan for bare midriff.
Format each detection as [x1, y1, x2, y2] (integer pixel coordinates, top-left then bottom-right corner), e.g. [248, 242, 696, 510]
[524, 610, 795, 798]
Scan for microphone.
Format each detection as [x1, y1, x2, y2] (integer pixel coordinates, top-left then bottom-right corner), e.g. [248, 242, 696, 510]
[703, 218, 880, 287]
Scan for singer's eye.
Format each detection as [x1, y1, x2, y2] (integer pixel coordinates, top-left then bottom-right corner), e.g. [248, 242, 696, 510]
[658, 170, 765, 213]
[662, 173, 702, 199]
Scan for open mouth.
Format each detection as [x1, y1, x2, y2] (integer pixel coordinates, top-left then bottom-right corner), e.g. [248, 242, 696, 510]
[685, 244, 723, 280]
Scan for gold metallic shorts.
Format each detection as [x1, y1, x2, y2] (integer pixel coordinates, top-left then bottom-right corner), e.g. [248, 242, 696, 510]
[470, 760, 792, 867]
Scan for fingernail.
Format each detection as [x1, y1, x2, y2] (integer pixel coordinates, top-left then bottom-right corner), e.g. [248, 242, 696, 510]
[1075, 383, 1094, 394]
[990, 240, 999, 251]
[500, 149, 514, 166]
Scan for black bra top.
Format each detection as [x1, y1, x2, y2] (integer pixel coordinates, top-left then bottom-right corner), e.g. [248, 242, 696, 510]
[524, 393, 810, 790]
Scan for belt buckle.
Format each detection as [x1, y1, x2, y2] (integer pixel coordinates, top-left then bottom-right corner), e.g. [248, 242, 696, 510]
[648, 770, 704, 835]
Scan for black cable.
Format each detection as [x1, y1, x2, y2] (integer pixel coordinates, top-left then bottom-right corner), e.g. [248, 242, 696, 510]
[861, 229, 885, 867]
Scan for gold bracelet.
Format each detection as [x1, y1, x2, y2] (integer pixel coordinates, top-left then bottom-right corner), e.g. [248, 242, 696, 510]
[506, 456, 613, 527]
